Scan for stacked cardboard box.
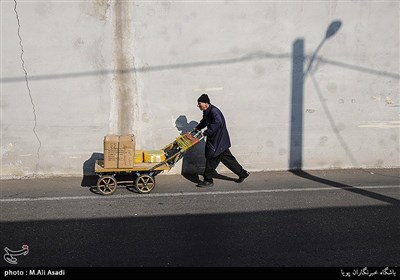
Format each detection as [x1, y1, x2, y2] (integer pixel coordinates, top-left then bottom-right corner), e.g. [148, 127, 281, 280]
[104, 134, 135, 168]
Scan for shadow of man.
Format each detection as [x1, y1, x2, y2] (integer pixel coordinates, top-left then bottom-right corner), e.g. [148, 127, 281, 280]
[175, 115, 206, 183]
[81, 152, 104, 187]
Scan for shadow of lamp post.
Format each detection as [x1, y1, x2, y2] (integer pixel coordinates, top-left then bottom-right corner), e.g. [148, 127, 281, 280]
[289, 20, 342, 170]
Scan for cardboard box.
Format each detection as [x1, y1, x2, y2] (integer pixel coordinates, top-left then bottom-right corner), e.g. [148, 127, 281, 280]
[134, 150, 144, 164]
[104, 134, 135, 168]
[143, 150, 166, 163]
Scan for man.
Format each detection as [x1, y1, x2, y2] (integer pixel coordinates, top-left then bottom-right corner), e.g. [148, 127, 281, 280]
[194, 93, 249, 187]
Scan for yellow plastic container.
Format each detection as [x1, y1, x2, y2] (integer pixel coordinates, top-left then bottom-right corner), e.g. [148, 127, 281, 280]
[134, 150, 144, 164]
[175, 132, 199, 151]
[143, 150, 166, 163]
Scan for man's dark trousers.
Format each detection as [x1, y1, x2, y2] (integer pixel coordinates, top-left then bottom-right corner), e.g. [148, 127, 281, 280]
[204, 149, 247, 183]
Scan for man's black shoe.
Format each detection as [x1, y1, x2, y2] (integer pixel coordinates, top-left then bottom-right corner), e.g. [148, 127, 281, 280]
[196, 181, 214, 188]
[235, 171, 250, 183]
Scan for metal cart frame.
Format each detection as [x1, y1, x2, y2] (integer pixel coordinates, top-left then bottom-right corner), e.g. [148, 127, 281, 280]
[94, 130, 203, 195]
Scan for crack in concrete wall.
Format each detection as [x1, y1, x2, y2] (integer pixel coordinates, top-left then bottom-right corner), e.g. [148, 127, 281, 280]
[13, 0, 42, 174]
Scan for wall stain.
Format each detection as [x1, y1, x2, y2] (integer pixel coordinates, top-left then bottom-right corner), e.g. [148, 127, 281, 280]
[319, 136, 328, 146]
[91, 0, 110, 21]
[113, 1, 138, 135]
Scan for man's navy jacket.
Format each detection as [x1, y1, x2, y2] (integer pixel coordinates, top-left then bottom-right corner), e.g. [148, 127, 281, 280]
[196, 104, 231, 158]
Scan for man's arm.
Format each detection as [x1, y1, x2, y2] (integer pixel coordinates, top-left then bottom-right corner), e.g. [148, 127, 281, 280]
[195, 117, 207, 131]
[203, 109, 222, 137]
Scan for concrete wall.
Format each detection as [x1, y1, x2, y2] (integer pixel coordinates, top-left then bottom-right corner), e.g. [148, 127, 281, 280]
[1, 0, 399, 179]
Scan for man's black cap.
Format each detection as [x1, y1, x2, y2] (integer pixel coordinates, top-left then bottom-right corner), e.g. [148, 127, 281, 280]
[197, 93, 210, 104]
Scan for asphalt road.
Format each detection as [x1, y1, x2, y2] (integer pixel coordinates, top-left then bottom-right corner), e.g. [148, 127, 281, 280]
[1, 168, 399, 272]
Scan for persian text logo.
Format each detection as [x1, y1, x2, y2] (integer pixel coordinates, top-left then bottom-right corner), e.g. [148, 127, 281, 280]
[3, 245, 29, 265]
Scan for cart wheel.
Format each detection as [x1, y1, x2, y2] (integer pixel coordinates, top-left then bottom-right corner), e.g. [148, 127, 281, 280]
[97, 175, 118, 195]
[135, 174, 155, 194]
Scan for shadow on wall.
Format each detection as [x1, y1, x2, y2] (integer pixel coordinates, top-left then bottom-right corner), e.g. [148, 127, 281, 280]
[289, 20, 342, 170]
[175, 115, 206, 183]
[287, 21, 400, 206]
[81, 152, 104, 187]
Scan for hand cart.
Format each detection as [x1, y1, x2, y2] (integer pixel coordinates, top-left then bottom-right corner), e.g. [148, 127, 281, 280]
[94, 130, 203, 195]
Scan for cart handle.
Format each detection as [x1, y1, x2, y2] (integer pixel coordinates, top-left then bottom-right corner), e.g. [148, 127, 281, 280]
[194, 130, 203, 139]
[191, 129, 204, 139]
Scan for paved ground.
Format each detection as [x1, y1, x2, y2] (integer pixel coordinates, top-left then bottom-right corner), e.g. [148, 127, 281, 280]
[0, 168, 399, 272]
